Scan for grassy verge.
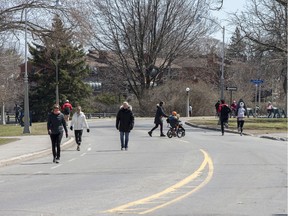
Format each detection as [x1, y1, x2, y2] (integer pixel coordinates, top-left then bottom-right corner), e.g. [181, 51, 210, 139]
[0, 122, 47, 137]
[0, 122, 48, 145]
[188, 117, 287, 134]
[0, 138, 20, 146]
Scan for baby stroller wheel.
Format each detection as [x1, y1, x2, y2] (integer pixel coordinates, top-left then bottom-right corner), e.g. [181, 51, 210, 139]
[177, 128, 185, 138]
[167, 129, 173, 138]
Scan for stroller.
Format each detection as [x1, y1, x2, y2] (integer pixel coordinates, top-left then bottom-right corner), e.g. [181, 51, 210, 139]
[166, 116, 185, 138]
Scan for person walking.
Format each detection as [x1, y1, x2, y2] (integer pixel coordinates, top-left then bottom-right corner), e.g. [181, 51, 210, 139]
[70, 106, 90, 151]
[237, 101, 246, 136]
[148, 101, 168, 137]
[47, 104, 68, 163]
[218, 100, 231, 136]
[267, 101, 273, 118]
[61, 100, 73, 125]
[116, 101, 134, 150]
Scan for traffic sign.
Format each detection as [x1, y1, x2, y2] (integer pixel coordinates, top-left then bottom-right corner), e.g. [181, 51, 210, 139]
[250, 79, 264, 84]
[226, 86, 237, 91]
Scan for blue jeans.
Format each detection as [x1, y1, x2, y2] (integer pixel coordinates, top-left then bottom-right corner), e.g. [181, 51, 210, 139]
[120, 131, 129, 148]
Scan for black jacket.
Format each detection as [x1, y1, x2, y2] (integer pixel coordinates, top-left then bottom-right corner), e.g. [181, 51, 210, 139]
[116, 107, 134, 132]
[154, 104, 168, 124]
[47, 112, 68, 134]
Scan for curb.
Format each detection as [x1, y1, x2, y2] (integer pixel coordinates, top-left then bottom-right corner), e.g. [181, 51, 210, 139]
[0, 137, 75, 168]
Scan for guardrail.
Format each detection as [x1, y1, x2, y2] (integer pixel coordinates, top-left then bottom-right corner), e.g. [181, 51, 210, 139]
[86, 113, 117, 119]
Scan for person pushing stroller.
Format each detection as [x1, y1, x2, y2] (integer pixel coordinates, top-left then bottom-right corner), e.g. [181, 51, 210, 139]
[167, 111, 185, 137]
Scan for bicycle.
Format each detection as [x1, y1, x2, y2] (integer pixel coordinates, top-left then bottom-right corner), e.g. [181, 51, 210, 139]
[166, 122, 185, 138]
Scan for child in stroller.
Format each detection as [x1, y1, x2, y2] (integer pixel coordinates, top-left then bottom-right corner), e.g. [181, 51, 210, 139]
[166, 111, 185, 138]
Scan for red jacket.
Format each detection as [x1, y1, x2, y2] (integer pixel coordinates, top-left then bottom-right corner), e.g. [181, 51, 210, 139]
[61, 102, 73, 112]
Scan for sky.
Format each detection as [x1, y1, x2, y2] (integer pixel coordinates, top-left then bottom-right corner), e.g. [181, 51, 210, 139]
[211, 0, 248, 42]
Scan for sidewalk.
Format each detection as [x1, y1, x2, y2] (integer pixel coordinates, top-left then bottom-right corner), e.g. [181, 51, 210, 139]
[0, 135, 74, 168]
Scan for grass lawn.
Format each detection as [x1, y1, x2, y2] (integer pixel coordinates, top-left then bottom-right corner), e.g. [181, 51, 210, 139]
[188, 117, 287, 134]
[0, 138, 20, 146]
[0, 122, 48, 145]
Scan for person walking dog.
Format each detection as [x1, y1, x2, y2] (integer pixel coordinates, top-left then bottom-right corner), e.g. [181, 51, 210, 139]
[116, 101, 134, 150]
[70, 106, 90, 151]
[47, 104, 68, 163]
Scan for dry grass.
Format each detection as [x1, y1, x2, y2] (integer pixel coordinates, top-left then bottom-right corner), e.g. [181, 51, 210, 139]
[188, 117, 287, 134]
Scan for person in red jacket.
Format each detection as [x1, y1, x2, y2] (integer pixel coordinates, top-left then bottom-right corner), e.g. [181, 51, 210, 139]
[61, 100, 73, 125]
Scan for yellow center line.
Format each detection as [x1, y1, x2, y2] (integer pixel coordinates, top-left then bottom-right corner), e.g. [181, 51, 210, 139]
[103, 149, 214, 214]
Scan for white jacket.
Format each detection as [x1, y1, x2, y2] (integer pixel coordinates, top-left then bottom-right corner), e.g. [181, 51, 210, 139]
[70, 111, 89, 130]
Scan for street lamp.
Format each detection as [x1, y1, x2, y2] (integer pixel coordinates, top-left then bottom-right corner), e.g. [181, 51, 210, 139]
[186, 87, 190, 117]
[23, 5, 30, 133]
[54, 0, 61, 105]
[220, 26, 225, 100]
[197, 16, 225, 100]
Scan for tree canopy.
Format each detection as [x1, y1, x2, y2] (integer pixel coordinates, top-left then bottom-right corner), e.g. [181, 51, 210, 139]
[28, 15, 92, 121]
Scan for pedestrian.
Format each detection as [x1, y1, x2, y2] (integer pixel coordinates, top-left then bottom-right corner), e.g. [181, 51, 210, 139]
[218, 99, 231, 136]
[189, 104, 192, 117]
[237, 101, 246, 136]
[116, 101, 134, 150]
[47, 104, 68, 163]
[230, 100, 237, 117]
[267, 101, 273, 118]
[148, 101, 168, 137]
[70, 106, 90, 151]
[61, 100, 73, 125]
[215, 100, 220, 117]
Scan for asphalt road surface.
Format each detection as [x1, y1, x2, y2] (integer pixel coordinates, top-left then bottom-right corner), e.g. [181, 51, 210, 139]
[0, 118, 287, 216]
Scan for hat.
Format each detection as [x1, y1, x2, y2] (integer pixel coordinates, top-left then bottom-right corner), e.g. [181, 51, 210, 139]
[159, 101, 164, 106]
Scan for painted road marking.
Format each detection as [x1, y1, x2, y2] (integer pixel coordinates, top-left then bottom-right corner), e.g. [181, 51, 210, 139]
[68, 158, 77, 162]
[51, 164, 62, 169]
[103, 149, 214, 214]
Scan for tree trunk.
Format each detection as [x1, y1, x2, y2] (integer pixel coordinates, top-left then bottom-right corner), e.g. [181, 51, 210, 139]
[1, 102, 6, 125]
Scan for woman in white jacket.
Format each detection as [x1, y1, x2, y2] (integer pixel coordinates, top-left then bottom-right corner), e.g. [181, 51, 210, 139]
[70, 106, 90, 151]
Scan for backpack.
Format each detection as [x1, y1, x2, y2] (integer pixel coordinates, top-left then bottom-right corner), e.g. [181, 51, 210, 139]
[63, 106, 70, 115]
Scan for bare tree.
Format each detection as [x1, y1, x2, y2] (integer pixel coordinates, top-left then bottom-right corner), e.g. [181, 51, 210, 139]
[0, 47, 22, 124]
[75, 0, 217, 113]
[231, 0, 287, 112]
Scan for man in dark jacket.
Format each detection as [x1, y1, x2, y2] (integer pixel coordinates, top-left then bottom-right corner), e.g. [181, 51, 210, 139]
[218, 100, 231, 136]
[148, 101, 168, 137]
[116, 101, 134, 150]
[47, 104, 68, 163]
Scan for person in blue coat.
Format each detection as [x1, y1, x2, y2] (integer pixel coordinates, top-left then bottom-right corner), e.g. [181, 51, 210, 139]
[116, 101, 134, 150]
[148, 101, 168, 137]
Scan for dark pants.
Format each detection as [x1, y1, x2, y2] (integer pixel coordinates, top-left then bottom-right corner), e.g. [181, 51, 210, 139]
[74, 130, 83, 145]
[120, 131, 129, 148]
[150, 122, 164, 135]
[220, 118, 228, 134]
[50, 132, 63, 159]
[237, 120, 245, 132]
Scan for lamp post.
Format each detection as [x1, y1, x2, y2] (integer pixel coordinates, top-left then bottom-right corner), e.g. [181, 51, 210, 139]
[23, 6, 30, 134]
[186, 87, 190, 117]
[54, 0, 61, 105]
[220, 26, 225, 100]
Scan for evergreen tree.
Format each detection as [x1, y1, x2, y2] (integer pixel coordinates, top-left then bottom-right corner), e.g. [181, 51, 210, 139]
[28, 15, 92, 121]
[226, 27, 247, 62]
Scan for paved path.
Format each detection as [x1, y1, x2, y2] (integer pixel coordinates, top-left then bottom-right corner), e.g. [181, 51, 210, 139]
[0, 118, 286, 168]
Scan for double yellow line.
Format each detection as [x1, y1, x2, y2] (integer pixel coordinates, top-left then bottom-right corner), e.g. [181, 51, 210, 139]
[103, 149, 214, 214]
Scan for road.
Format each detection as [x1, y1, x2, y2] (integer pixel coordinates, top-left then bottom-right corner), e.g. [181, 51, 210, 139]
[0, 118, 287, 216]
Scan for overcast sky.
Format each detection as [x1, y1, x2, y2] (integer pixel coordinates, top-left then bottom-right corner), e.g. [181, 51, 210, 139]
[211, 0, 247, 42]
